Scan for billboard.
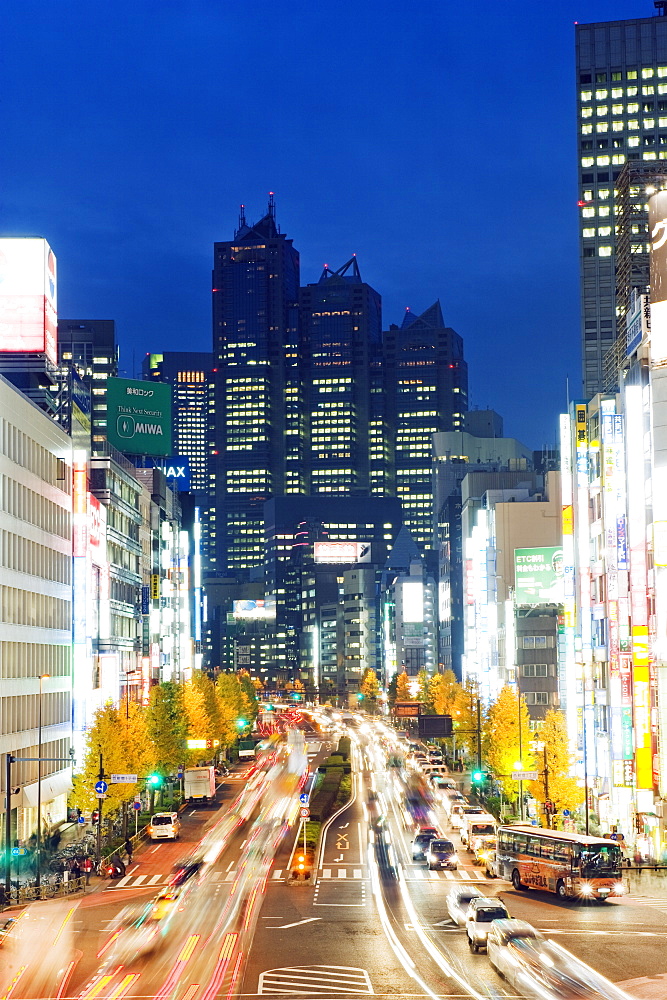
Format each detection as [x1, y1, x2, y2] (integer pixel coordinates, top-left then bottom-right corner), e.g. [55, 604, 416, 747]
[231, 599, 276, 620]
[0, 238, 57, 364]
[106, 377, 172, 456]
[514, 547, 564, 605]
[159, 457, 191, 491]
[313, 541, 371, 564]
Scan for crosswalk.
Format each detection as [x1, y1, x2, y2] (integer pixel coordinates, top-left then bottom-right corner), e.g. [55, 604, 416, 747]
[105, 863, 498, 889]
[258, 965, 373, 995]
[611, 893, 667, 910]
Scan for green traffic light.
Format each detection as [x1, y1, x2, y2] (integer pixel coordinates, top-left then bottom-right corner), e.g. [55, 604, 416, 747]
[148, 774, 161, 785]
[471, 770, 484, 782]
[236, 718, 247, 728]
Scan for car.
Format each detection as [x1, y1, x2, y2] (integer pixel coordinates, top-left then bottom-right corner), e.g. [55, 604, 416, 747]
[169, 858, 204, 887]
[412, 831, 438, 860]
[148, 811, 181, 840]
[465, 897, 511, 952]
[445, 886, 486, 926]
[418, 825, 439, 836]
[486, 919, 545, 980]
[472, 835, 497, 865]
[483, 849, 500, 879]
[427, 839, 458, 870]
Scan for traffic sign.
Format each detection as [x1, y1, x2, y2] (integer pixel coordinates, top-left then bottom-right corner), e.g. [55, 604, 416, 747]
[511, 771, 539, 781]
[562, 809, 570, 817]
[300, 807, 310, 818]
[299, 792, 309, 804]
[94, 780, 108, 794]
[78, 816, 86, 825]
[11, 847, 27, 856]
[133, 801, 141, 810]
[110, 774, 137, 784]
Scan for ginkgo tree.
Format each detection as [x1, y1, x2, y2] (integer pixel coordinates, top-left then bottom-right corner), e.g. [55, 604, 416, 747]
[483, 685, 533, 799]
[527, 709, 584, 824]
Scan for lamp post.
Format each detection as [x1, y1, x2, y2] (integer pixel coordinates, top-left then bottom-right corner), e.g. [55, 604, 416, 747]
[532, 739, 550, 828]
[35, 673, 50, 890]
[513, 761, 525, 822]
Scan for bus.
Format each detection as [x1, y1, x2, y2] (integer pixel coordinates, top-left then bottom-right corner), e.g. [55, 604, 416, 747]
[496, 825, 626, 901]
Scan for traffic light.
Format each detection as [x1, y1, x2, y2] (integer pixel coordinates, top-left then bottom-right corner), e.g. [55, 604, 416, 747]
[147, 773, 162, 787]
[471, 770, 487, 784]
[356, 693, 364, 701]
[236, 718, 247, 729]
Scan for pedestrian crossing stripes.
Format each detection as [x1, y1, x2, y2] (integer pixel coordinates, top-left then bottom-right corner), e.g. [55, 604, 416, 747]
[611, 894, 667, 910]
[105, 869, 242, 890]
[258, 965, 374, 995]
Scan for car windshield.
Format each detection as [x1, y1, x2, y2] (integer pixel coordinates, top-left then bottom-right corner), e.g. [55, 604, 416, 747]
[579, 844, 621, 874]
[457, 892, 479, 904]
[152, 816, 174, 825]
[431, 841, 454, 852]
[471, 824, 495, 835]
[477, 908, 507, 922]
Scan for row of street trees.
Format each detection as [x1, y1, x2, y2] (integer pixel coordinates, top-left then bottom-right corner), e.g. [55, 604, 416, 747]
[71, 671, 259, 817]
[389, 668, 584, 820]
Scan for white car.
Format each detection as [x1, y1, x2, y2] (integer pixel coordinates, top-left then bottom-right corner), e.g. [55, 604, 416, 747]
[465, 897, 510, 952]
[487, 919, 545, 980]
[445, 886, 486, 926]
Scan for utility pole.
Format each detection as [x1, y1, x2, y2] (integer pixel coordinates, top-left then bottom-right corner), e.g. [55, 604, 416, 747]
[476, 699, 482, 771]
[97, 750, 104, 864]
[543, 745, 551, 829]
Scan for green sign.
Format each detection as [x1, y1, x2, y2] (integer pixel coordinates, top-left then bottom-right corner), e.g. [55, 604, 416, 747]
[106, 377, 172, 456]
[514, 546, 564, 605]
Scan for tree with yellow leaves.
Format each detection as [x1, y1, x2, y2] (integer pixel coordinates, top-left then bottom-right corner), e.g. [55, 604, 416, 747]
[484, 685, 533, 799]
[395, 670, 412, 702]
[527, 710, 584, 825]
[360, 668, 379, 711]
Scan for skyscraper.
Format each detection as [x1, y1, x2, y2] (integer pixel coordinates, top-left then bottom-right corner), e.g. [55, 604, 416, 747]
[300, 258, 389, 494]
[576, 10, 667, 398]
[384, 302, 468, 550]
[57, 319, 118, 449]
[211, 197, 300, 575]
[143, 351, 213, 493]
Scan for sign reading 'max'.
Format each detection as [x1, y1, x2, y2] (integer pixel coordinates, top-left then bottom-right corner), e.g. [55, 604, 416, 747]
[107, 377, 172, 456]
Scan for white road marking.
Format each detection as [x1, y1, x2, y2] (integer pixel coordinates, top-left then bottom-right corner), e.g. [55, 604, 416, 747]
[269, 917, 321, 929]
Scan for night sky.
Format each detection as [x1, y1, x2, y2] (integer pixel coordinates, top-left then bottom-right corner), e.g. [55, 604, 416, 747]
[0, 1, 651, 446]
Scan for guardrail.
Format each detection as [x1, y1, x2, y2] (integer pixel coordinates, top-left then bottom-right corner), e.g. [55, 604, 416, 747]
[1, 875, 87, 908]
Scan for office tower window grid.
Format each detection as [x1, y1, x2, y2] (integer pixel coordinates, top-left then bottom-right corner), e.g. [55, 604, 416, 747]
[576, 17, 667, 397]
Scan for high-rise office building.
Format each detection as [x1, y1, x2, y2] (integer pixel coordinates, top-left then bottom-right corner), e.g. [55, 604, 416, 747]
[57, 319, 118, 448]
[576, 10, 667, 398]
[143, 351, 213, 493]
[211, 197, 300, 574]
[300, 258, 389, 494]
[384, 302, 468, 550]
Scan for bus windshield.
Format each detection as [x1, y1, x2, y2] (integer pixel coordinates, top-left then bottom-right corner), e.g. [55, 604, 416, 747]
[578, 844, 621, 876]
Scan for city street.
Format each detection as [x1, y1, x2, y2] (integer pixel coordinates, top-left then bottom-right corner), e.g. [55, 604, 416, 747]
[3, 724, 667, 1000]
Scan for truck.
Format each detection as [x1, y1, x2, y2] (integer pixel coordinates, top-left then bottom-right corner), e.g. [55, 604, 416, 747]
[184, 765, 216, 804]
[460, 811, 497, 849]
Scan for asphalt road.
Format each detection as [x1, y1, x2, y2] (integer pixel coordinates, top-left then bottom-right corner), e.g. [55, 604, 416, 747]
[4, 724, 667, 1000]
[243, 722, 667, 1000]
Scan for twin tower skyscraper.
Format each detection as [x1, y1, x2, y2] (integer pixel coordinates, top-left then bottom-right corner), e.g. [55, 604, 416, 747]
[209, 197, 468, 576]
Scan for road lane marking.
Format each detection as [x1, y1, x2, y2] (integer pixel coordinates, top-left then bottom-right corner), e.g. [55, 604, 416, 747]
[127, 865, 139, 874]
[148, 874, 162, 884]
[269, 917, 321, 929]
[322, 869, 331, 878]
[338, 868, 346, 878]
[150, 845, 161, 853]
[115, 875, 132, 886]
[271, 870, 282, 880]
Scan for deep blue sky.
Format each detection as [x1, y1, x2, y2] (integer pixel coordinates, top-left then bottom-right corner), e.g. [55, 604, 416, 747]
[0, 1, 653, 446]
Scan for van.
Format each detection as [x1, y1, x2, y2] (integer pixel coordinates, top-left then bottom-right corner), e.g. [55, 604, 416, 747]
[422, 764, 448, 777]
[148, 812, 181, 841]
[460, 812, 497, 848]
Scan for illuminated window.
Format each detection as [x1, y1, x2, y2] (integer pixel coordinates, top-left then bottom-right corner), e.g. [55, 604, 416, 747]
[596, 155, 610, 166]
[627, 71, 638, 81]
[612, 154, 625, 164]
[582, 229, 595, 238]
[581, 157, 594, 167]
[598, 226, 612, 236]
[628, 119, 639, 130]
[580, 90, 592, 102]
[596, 106, 608, 117]
[644, 151, 658, 160]
[612, 120, 624, 131]
[644, 118, 655, 129]
[627, 103, 639, 113]
[643, 86, 655, 96]
[582, 207, 595, 218]
[642, 68, 655, 79]
[611, 88, 623, 98]
[628, 136, 640, 147]
[595, 89, 608, 100]
[596, 122, 608, 133]
[599, 246, 613, 256]
[598, 206, 610, 217]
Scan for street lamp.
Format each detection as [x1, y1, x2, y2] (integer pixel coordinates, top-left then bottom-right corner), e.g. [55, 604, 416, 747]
[532, 740, 550, 828]
[35, 673, 50, 890]
[513, 760, 525, 822]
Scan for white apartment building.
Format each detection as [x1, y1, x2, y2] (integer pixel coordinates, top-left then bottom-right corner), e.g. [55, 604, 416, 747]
[0, 376, 73, 843]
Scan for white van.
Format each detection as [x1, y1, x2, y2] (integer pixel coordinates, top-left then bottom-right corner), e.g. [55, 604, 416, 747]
[421, 764, 448, 778]
[460, 812, 497, 848]
[148, 812, 181, 841]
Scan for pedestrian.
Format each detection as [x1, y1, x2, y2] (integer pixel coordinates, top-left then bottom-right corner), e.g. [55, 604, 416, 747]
[82, 856, 93, 884]
[70, 859, 82, 880]
[124, 837, 133, 864]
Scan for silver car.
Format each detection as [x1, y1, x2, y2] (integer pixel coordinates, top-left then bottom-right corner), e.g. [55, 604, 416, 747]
[465, 897, 510, 952]
[445, 886, 485, 926]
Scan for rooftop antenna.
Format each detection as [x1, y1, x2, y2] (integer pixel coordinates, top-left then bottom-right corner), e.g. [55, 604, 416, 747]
[239, 203, 246, 229]
[268, 191, 275, 219]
